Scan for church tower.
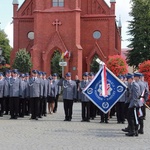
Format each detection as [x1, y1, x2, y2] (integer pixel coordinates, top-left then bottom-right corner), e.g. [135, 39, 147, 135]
[11, 0, 121, 79]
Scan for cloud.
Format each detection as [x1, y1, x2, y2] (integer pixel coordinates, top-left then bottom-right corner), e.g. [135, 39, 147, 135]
[4, 22, 13, 48]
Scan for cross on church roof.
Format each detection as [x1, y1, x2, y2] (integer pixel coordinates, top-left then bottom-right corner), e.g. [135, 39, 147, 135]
[52, 19, 62, 31]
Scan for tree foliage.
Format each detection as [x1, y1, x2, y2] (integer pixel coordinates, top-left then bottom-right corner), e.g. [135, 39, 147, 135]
[139, 60, 150, 87]
[0, 29, 11, 64]
[51, 50, 62, 76]
[107, 55, 128, 76]
[126, 0, 150, 70]
[12, 49, 32, 73]
[90, 55, 99, 73]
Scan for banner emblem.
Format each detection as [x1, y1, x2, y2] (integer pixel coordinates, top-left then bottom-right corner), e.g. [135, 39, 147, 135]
[83, 67, 127, 114]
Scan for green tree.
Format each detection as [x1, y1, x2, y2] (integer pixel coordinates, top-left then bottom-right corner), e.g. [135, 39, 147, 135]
[126, 0, 150, 70]
[0, 29, 11, 64]
[90, 55, 99, 73]
[12, 49, 32, 73]
[51, 50, 62, 76]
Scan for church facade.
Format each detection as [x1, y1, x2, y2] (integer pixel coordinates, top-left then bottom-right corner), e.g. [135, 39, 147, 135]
[11, 0, 121, 79]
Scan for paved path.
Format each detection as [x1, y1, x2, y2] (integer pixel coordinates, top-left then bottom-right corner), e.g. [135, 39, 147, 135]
[0, 102, 150, 150]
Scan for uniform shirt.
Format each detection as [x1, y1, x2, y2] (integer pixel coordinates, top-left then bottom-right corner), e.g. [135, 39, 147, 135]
[129, 81, 141, 108]
[79, 80, 90, 102]
[62, 80, 77, 100]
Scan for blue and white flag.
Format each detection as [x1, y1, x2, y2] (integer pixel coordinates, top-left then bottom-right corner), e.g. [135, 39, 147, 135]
[83, 66, 127, 114]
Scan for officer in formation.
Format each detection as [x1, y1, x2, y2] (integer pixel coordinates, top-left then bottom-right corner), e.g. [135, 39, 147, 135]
[52, 73, 61, 113]
[0, 69, 61, 120]
[116, 75, 126, 124]
[88, 72, 97, 120]
[0, 72, 5, 117]
[62, 72, 77, 121]
[120, 72, 149, 137]
[79, 72, 90, 122]
[47, 73, 61, 114]
[122, 73, 133, 133]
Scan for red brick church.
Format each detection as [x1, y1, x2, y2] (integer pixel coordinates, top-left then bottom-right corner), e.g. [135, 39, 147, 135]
[11, 0, 121, 78]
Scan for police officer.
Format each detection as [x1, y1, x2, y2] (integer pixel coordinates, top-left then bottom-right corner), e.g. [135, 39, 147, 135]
[29, 70, 43, 120]
[0, 72, 5, 117]
[137, 73, 148, 134]
[126, 73, 141, 136]
[116, 75, 126, 124]
[19, 74, 26, 117]
[52, 73, 61, 113]
[88, 72, 96, 119]
[24, 73, 30, 115]
[9, 69, 21, 119]
[140, 74, 149, 120]
[122, 73, 134, 132]
[42, 72, 48, 116]
[79, 72, 90, 122]
[38, 71, 44, 118]
[63, 72, 77, 121]
[4, 70, 11, 115]
[47, 76, 57, 114]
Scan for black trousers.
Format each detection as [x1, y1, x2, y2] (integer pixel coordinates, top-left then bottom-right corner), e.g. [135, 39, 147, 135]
[0, 98, 4, 116]
[53, 94, 59, 112]
[30, 97, 39, 119]
[19, 98, 25, 117]
[81, 101, 90, 121]
[42, 97, 47, 115]
[116, 102, 125, 123]
[4, 97, 10, 114]
[100, 110, 108, 122]
[128, 107, 139, 133]
[63, 99, 73, 120]
[90, 101, 96, 119]
[25, 98, 30, 115]
[39, 97, 43, 117]
[138, 106, 144, 132]
[10, 97, 19, 118]
[142, 105, 146, 118]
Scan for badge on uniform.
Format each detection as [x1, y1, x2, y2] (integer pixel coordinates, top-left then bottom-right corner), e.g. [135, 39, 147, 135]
[83, 66, 127, 114]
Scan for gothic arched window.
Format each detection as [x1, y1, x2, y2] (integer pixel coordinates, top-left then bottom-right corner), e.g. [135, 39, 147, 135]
[52, 0, 64, 7]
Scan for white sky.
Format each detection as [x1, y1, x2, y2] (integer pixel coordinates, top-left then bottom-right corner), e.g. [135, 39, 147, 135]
[0, 0, 131, 48]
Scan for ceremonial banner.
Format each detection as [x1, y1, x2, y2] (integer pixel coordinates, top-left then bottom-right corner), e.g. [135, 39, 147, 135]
[83, 67, 127, 114]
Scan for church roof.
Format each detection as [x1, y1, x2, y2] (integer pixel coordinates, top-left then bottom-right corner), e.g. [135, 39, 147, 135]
[12, 0, 19, 4]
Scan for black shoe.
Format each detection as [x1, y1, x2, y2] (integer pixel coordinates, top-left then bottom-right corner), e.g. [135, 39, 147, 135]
[105, 121, 109, 123]
[10, 117, 14, 119]
[86, 119, 90, 122]
[135, 131, 138, 136]
[125, 132, 135, 136]
[4, 112, 8, 115]
[122, 128, 129, 132]
[14, 116, 18, 119]
[100, 120, 104, 123]
[35, 117, 38, 120]
[138, 130, 144, 134]
[64, 119, 68, 121]
[81, 119, 86, 122]
[68, 119, 71, 121]
[38, 116, 42, 118]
